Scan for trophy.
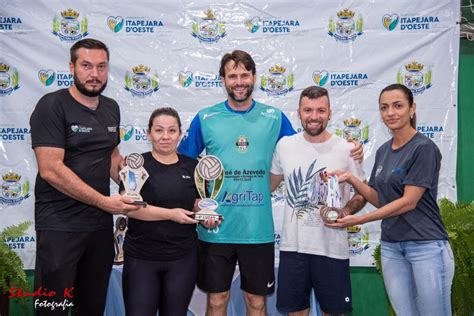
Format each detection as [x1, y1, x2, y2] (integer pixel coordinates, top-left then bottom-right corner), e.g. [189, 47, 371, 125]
[119, 153, 149, 206]
[320, 175, 344, 224]
[193, 155, 224, 221]
[113, 216, 127, 265]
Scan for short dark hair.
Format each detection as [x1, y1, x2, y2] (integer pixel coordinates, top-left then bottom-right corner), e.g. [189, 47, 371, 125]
[70, 38, 110, 64]
[219, 50, 256, 77]
[379, 83, 416, 128]
[148, 107, 182, 133]
[299, 86, 330, 108]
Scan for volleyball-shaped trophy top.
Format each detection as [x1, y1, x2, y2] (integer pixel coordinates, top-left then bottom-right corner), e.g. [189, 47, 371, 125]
[126, 153, 145, 169]
[196, 155, 223, 180]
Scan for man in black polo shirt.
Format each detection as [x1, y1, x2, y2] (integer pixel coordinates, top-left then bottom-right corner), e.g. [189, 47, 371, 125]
[30, 38, 139, 315]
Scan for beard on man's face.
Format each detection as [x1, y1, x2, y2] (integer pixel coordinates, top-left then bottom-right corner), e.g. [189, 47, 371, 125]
[73, 73, 107, 97]
[302, 119, 328, 137]
[226, 83, 254, 103]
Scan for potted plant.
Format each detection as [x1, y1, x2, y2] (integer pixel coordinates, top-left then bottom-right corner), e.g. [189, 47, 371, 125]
[372, 199, 474, 316]
[0, 221, 32, 316]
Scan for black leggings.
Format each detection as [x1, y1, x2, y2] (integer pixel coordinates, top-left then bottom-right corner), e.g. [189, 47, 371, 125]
[122, 247, 198, 316]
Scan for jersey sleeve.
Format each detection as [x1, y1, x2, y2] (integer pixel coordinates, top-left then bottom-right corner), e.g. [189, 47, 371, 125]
[403, 141, 441, 189]
[278, 112, 296, 141]
[177, 114, 205, 158]
[30, 95, 66, 149]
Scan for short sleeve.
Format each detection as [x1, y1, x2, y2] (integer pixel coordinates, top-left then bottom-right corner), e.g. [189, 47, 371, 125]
[270, 140, 284, 175]
[30, 94, 66, 149]
[177, 114, 204, 158]
[403, 142, 441, 189]
[278, 112, 296, 141]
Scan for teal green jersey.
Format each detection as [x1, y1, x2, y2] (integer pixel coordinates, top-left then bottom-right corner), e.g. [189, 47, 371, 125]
[178, 100, 295, 243]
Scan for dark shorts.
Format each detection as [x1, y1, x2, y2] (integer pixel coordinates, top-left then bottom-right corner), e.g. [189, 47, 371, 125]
[197, 241, 275, 295]
[277, 251, 352, 314]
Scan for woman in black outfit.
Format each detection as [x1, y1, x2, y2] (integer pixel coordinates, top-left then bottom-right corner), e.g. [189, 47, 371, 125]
[121, 107, 206, 316]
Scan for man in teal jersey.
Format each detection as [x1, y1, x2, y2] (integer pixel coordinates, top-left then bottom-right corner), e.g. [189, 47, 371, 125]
[178, 50, 361, 316]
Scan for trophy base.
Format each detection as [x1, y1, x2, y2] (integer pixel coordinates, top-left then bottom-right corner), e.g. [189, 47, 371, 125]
[125, 200, 148, 206]
[320, 206, 342, 224]
[191, 213, 223, 221]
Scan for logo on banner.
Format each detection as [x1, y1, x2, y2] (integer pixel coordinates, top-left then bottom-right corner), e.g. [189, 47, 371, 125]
[0, 16, 23, 31]
[52, 9, 88, 42]
[382, 14, 399, 31]
[107, 16, 164, 33]
[119, 126, 149, 143]
[192, 10, 226, 43]
[397, 61, 432, 95]
[347, 225, 370, 256]
[313, 70, 369, 88]
[0, 171, 30, 206]
[38, 69, 56, 86]
[177, 71, 222, 89]
[335, 118, 369, 144]
[328, 9, 363, 42]
[260, 64, 294, 96]
[124, 65, 159, 97]
[312, 71, 329, 87]
[245, 16, 301, 34]
[382, 13, 439, 31]
[0, 63, 20, 97]
[5, 233, 35, 250]
[274, 232, 281, 246]
[417, 124, 444, 139]
[107, 16, 124, 32]
[119, 125, 135, 141]
[244, 16, 261, 33]
[178, 71, 193, 88]
[0, 126, 30, 142]
[38, 69, 73, 88]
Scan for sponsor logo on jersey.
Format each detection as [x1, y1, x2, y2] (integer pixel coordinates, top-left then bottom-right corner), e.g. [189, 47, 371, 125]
[235, 135, 249, 153]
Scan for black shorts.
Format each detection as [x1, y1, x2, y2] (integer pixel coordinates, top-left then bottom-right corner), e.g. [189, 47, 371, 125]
[197, 241, 275, 295]
[276, 251, 352, 314]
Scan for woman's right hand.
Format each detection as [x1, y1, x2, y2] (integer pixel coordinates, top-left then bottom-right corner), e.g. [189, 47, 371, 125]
[169, 208, 198, 224]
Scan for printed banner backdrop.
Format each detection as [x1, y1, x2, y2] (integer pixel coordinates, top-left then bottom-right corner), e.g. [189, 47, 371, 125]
[1, 1, 459, 271]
